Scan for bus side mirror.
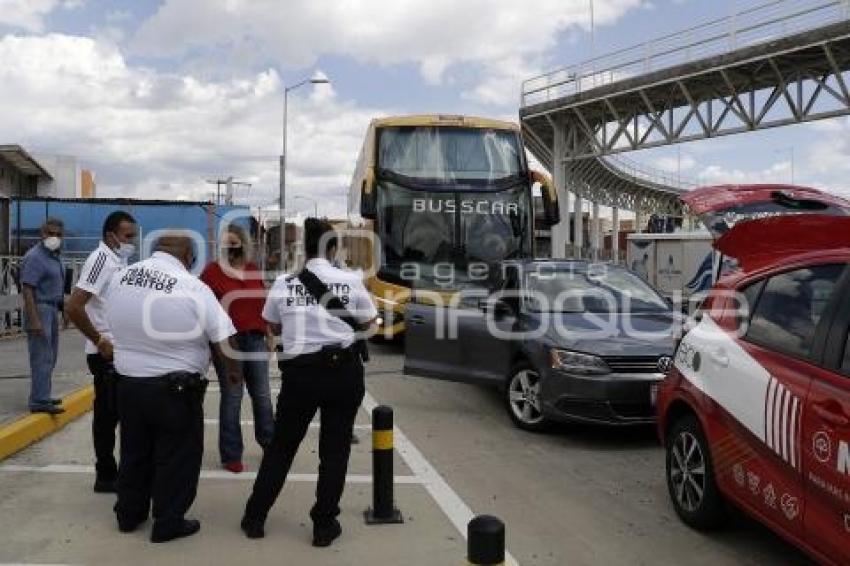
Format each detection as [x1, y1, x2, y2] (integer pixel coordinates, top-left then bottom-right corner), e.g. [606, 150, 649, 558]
[360, 169, 377, 219]
[531, 171, 560, 226]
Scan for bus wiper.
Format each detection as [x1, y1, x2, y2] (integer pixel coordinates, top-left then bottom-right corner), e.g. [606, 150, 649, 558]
[377, 169, 526, 192]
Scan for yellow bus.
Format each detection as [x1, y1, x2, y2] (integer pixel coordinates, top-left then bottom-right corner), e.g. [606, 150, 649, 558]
[346, 114, 559, 337]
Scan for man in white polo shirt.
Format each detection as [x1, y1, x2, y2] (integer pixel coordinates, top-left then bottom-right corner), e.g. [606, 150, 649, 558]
[105, 232, 241, 543]
[67, 210, 137, 494]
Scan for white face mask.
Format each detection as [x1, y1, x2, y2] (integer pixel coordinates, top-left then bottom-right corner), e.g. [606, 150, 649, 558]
[43, 236, 61, 251]
[117, 242, 135, 260]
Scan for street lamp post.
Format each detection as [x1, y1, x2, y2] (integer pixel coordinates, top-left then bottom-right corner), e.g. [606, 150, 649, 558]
[280, 75, 330, 271]
[293, 195, 318, 217]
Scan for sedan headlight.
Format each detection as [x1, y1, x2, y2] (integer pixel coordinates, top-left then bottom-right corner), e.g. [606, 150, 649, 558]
[550, 349, 611, 375]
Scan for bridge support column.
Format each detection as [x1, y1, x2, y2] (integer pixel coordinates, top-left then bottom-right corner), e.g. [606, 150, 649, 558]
[635, 199, 644, 234]
[550, 129, 570, 259]
[611, 207, 620, 263]
[591, 201, 600, 261]
[573, 192, 584, 258]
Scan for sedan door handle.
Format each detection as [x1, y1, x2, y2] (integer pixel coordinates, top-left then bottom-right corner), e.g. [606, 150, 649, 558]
[812, 403, 850, 428]
[409, 315, 426, 325]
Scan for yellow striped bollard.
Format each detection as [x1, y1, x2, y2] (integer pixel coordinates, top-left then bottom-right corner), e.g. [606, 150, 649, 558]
[364, 405, 403, 524]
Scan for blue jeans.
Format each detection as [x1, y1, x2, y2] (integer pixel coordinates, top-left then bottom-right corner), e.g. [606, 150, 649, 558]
[26, 303, 59, 409]
[212, 333, 274, 463]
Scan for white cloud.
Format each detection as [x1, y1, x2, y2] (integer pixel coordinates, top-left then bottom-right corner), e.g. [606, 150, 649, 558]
[131, 0, 644, 106]
[0, 34, 388, 216]
[651, 154, 696, 174]
[0, 0, 57, 32]
[696, 161, 794, 186]
[0, 0, 83, 32]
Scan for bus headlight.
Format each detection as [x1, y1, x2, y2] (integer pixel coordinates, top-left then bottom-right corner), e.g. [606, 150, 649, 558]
[550, 349, 611, 375]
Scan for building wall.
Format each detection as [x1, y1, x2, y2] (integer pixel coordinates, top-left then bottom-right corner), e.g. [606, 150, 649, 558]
[33, 154, 81, 198]
[0, 160, 38, 199]
[80, 170, 96, 198]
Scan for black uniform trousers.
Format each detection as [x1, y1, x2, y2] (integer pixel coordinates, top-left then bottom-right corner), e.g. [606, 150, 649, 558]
[115, 377, 204, 529]
[244, 350, 365, 526]
[87, 354, 119, 482]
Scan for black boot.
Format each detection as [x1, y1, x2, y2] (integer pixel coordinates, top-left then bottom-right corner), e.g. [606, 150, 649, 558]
[150, 519, 201, 543]
[240, 516, 265, 539]
[312, 519, 341, 547]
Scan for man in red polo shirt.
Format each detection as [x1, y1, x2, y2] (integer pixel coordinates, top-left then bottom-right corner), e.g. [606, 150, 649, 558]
[201, 225, 274, 473]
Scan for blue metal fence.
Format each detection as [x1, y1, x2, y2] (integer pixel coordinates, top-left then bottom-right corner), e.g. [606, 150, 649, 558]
[9, 198, 253, 261]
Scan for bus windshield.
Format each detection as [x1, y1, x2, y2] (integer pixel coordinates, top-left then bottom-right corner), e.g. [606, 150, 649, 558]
[376, 182, 532, 289]
[378, 126, 523, 183]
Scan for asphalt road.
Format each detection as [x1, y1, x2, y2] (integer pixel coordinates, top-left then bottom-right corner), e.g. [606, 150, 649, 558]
[364, 340, 812, 565]
[0, 336, 812, 565]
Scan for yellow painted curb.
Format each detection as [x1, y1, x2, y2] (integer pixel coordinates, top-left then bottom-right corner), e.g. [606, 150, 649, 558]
[0, 385, 94, 461]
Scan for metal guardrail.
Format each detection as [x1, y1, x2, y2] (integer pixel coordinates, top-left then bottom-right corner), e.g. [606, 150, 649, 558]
[522, 0, 850, 106]
[0, 255, 86, 334]
[603, 154, 699, 192]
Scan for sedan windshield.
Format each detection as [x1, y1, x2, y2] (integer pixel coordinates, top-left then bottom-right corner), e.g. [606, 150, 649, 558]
[524, 266, 670, 313]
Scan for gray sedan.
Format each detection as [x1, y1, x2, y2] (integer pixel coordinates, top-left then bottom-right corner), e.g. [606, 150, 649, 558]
[404, 260, 678, 431]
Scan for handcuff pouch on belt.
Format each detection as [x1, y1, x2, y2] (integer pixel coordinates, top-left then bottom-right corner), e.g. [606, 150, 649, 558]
[163, 371, 208, 397]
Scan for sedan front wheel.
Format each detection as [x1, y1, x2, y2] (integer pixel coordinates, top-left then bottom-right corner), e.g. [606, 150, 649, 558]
[505, 364, 549, 432]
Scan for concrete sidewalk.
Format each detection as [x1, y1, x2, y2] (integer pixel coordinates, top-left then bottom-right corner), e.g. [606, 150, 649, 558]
[0, 330, 90, 426]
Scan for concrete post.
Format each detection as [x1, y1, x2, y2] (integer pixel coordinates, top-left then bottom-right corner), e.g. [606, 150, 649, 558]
[612, 206, 620, 263]
[635, 199, 644, 234]
[591, 201, 600, 261]
[573, 192, 584, 258]
[550, 128, 569, 259]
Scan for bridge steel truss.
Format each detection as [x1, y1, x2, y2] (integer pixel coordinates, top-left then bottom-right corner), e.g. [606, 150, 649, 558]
[522, 20, 850, 161]
[520, 1, 850, 259]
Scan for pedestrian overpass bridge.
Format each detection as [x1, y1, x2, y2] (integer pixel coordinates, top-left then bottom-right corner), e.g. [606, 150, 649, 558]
[520, 0, 850, 259]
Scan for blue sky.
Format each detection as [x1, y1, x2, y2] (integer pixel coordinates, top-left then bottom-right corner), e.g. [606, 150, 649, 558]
[1, 0, 847, 217]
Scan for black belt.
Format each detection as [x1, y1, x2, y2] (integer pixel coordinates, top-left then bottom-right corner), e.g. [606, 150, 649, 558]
[279, 345, 357, 368]
[118, 371, 206, 390]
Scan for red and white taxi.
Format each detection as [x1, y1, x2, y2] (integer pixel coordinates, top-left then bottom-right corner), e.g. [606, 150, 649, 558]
[657, 184, 850, 564]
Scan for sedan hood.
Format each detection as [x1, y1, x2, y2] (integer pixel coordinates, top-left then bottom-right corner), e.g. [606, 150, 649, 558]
[539, 311, 678, 357]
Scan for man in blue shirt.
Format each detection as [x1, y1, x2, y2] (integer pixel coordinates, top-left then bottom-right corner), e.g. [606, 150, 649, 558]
[20, 218, 67, 414]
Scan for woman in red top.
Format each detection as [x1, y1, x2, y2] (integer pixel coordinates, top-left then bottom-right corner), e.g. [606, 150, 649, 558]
[201, 225, 274, 473]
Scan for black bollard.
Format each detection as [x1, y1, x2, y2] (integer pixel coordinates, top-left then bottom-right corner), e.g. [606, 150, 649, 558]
[468, 515, 505, 566]
[364, 405, 403, 524]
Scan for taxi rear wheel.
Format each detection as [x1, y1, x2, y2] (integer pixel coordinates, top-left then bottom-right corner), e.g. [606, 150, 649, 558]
[505, 363, 549, 432]
[665, 414, 726, 530]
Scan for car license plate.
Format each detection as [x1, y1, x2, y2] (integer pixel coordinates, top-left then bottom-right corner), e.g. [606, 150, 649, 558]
[649, 383, 660, 407]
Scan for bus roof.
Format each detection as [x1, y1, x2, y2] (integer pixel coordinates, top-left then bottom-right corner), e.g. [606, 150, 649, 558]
[371, 114, 519, 131]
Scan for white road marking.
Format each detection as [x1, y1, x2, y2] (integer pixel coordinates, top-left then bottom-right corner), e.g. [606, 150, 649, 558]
[207, 384, 281, 394]
[0, 464, 424, 485]
[361, 391, 520, 566]
[202, 419, 370, 430]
